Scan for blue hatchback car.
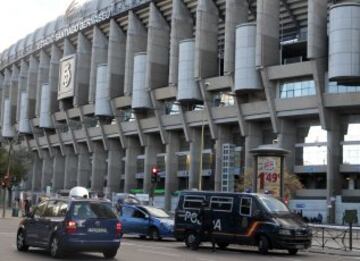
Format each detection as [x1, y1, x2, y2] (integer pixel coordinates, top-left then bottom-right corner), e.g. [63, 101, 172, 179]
[120, 205, 174, 240]
[16, 198, 122, 258]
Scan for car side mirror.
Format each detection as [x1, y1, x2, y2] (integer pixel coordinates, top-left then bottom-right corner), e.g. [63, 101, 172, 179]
[144, 214, 150, 219]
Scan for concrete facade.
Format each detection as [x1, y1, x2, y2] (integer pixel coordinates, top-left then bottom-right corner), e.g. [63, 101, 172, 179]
[2, 0, 360, 223]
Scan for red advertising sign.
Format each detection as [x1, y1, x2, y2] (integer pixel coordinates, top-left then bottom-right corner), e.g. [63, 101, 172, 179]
[257, 156, 281, 197]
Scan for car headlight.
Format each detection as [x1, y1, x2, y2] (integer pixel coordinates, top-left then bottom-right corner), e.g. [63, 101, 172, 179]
[278, 229, 292, 236]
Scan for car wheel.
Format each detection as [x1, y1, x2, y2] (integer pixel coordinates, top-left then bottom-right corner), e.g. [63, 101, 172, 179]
[16, 230, 29, 251]
[258, 235, 270, 255]
[217, 242, 229, 250]
[288, 249, 298, 255]
[103, 248, 118, 259]
[50, 235, 64, 258]
[148, 227, 161, 241]
[185, 231, 200, 250]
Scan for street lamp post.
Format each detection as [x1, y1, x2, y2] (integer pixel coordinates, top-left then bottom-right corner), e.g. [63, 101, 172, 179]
[199, 109, 205, 191]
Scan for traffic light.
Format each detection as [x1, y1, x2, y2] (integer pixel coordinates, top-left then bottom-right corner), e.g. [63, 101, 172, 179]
[151, 166, 159, 184]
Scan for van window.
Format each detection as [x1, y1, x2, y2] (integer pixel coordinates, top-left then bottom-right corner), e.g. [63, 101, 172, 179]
[240, 197, 252, 217]
[210, 196, 233, 212]
[183, 195, 205, 210]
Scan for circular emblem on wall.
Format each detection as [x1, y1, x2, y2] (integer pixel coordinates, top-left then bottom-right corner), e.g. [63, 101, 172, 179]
[62, 63, 72, 88]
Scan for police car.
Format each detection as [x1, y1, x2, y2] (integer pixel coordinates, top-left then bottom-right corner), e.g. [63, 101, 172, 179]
[174, 191, 312, 255]
[16, 187, 122, 258]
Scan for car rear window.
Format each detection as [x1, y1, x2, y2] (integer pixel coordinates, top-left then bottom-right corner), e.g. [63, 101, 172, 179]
[70, 202, 117, 219]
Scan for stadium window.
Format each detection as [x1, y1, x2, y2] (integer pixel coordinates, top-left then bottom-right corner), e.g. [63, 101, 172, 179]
[279, 78, 316, 99]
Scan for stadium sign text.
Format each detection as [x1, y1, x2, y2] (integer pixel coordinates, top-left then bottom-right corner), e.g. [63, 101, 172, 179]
[36, 9, 111, 50]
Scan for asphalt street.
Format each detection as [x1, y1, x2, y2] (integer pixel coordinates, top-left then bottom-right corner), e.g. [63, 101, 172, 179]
[0, 218, 359, 261]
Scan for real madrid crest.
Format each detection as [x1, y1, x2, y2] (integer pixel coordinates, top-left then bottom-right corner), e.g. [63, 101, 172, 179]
[62, 63, 72, 88]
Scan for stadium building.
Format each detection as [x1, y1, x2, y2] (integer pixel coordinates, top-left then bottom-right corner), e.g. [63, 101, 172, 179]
[1, 0, 360, 223]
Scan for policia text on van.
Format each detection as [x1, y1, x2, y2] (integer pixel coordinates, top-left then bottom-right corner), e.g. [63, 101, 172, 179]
[174, 191, 312, 255]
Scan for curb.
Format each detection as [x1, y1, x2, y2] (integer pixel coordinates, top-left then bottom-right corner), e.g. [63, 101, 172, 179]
[308, 248, 360, 257]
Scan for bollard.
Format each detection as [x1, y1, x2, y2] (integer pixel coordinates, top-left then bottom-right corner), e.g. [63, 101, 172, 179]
[322, 227, 325, 248]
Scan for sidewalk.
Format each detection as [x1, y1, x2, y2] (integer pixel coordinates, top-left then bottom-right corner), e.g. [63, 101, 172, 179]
[0, 208, 22, 220]
[308, 247, 360, 257]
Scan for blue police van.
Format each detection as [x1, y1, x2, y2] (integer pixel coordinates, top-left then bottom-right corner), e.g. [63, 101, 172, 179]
[16, 198, 122, 258]
[174, 191, 312, 255]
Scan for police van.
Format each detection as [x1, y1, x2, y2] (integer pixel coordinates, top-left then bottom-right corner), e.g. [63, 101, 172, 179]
[174, 191, 312, 255]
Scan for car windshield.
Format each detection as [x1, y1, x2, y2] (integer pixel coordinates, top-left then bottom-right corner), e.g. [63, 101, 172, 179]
[142, 206, 169, 218]
[258, 196, 289, 213]
[71, 202, 117, 219]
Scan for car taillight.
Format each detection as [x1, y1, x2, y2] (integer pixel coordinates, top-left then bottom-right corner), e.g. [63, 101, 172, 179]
[66, 220, 77, 234]
[115, 222, 122, 236]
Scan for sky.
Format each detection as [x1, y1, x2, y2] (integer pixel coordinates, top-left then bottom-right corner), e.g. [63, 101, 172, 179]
[0, 0, 89, 53]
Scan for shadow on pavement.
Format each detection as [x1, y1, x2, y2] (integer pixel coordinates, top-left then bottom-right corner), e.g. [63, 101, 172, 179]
[175, 245, 311, 258]
[15, 248, 116, 260]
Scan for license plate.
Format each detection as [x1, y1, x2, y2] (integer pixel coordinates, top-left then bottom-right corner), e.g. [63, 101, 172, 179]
[295, 244, 305, 249]
[87, 228, 107, 233]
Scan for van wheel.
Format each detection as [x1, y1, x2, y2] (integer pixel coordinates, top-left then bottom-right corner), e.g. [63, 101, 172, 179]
[50, 235, 64, 258]
[103, 248, 118, 259]
[288, 249, 298, 255]
[148, 227, 161, 241]
[185, 232, 200, 250]
[16, 230, 29, 251]
[217, 242, 229, 250]
[258, 235, 269, 255]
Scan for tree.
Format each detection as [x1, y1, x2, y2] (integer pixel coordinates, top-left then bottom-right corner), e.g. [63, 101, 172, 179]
[0, 144, 32, 211]
[0, 146, 32, 187]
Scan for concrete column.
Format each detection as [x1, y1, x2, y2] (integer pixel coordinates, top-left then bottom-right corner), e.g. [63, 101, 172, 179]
[89, 26, 108, 104]
[41, 150, 53, 191]
[195, 0, 219, 79]
[17, 60, 28, 124]
[31, 152, 42, 192]
[77, 143, 92, 188]
[124, 11, 147, 96]
[26, 55, 38, 119]
[255, 0, 280, 67]
[244, 122, 262, 190]
[224, 0, 248, 75]
[349, 176, 355, 190]
[214, 126, 232, 191]
[189, 129, 202, 189]
[36, 50, 50, 117]
[143, 135, 163, 194]
[63, 38, 76, 56]
[9, 65, 19, 126]
[74, 32, 91, 106]
[52, 148, 65, 192]
[165, 132, 180, 211]
[307, 0, 328, 59]
[64, 146, 78, 189]
[0, 73, 4, 128]
[23, 169, 33, 191]
[146, 3, 170, 91]
[108, 19, 126, 97]
[327, 116, 343, 223]
[169, 0, 193, 86]
[124, 137, 142, 193]
[277, 120, 297, 173]
[91, 142, 107, 192]
[48, 44, 62, 113]
[1, 69, 11, 128]
[107, 139, 124, 193]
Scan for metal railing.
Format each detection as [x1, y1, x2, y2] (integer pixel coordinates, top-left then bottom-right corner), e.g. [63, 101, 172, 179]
[310, 224, 360, 251]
